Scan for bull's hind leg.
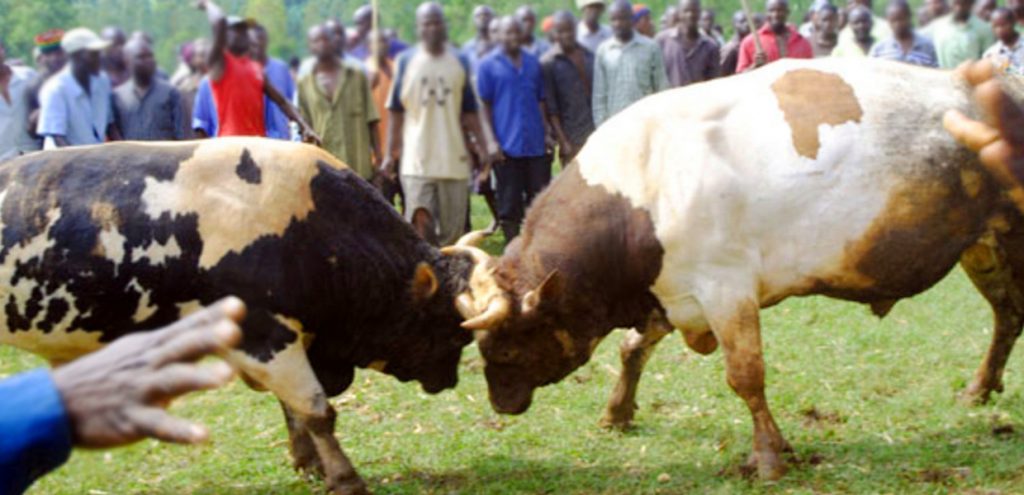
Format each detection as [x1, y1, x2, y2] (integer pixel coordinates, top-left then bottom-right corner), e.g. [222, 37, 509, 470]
[701, 295, 790, 480]
[599, 312, 673, 429]
[226, 310, 368, 495]
[959, 233, 1024, 404]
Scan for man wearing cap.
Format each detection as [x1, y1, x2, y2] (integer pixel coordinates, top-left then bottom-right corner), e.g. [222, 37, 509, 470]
[194, 0, 318, 142]
[36, 28, 121, 148]
[578, 0, 614, 52]
[0, 38, 42, 160]
[25, 29, 67, 146]
[633, 4, 656, 37]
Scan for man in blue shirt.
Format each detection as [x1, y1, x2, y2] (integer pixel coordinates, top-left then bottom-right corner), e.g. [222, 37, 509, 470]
[249, 23, 296, 140]
[1, 298, 244, 495]
[37, 28, 122, 148]
[477, 16, 555, 242]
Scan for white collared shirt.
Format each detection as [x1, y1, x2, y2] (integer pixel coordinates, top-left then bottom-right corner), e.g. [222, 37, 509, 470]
[37, 67, 114, 147]
[0, 66, 41, 160]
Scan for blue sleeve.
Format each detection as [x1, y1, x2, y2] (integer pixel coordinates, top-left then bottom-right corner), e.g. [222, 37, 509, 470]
[457, 53, 478, 113]
[0, 369, 73, 495]
[191, 79, 218, 137]
[476, 58, 495, 103]
[386, 51, 411, 112]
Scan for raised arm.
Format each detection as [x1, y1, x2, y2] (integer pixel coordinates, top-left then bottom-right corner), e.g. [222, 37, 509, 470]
[195, 0, 227, 81]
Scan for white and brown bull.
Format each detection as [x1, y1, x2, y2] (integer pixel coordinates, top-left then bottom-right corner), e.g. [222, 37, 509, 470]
[451, 58, 1024, 479]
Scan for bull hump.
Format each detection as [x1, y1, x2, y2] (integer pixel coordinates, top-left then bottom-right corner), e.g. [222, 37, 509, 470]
[772, 69, 864, 160]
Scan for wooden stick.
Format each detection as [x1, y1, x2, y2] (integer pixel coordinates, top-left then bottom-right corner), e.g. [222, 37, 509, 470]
[739, 0, 765, 59]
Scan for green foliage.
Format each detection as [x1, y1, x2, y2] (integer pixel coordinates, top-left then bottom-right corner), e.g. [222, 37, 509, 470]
[4, 197, 1024, 494]
[1, 0, 910, 72]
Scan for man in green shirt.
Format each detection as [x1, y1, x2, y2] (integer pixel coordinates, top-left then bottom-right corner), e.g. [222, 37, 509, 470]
[297, 23, 380, 179]
[592, 0, 669, 126]
[922, 0, 996, 68]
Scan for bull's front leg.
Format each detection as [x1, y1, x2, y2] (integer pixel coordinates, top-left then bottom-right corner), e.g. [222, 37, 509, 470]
[225, 310, 369, 495]
[599, 312, 673, 430]
[707, 297, 790, 480]
[280, 401, 324, 477]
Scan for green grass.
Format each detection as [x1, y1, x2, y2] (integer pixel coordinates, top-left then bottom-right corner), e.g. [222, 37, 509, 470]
[5, 196, 1024, 494]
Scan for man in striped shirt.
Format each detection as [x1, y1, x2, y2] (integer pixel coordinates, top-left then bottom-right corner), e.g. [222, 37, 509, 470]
[593, 0, 668, 125]
[870, 0, 939, 66]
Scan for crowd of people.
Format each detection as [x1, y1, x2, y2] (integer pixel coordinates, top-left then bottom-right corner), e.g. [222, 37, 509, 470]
[1, 0, 1022, 246]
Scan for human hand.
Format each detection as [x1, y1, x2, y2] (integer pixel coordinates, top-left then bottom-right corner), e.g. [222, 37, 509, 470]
[379, 155, 398, 181]
[301, 124, 323, 147]
[52, 297, 246, 449]
[944, 61, 1024, 209]
[753, 52, 768, 68]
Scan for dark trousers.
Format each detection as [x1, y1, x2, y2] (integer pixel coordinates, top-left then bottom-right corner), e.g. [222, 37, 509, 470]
[494, 155, 552, 241]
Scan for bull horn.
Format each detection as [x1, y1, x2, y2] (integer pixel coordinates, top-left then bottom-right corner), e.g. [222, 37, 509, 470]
[454, 230, 489, 247]
[461, 296, 511, 330]
[440, 244, 491, 266]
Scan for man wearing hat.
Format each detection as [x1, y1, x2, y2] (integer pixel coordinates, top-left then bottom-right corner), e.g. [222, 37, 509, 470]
[578, 0, 613, 52]
[25, 29, 67, 144]
[195, 0, 318, 142]
[37, 27, 121, 148]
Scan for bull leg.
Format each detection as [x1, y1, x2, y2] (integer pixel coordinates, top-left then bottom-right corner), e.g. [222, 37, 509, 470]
[599, 313, 673, 430]
[707, 297, 790, 480]
[959, 237, 1024, 404]
[280, 401, 323, 477]
[225, 316, 368, 495]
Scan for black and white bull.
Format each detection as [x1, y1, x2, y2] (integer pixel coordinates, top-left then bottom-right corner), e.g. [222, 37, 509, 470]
[449, 59, 1024, 479]
[0, 138, 477, 494]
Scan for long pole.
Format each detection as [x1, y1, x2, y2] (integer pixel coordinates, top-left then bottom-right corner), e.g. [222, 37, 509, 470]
[369, 0, 380, 72]
[738, 0, 765, 60]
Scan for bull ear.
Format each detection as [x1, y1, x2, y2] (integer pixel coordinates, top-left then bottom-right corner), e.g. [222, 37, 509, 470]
[411, 262, 439, 302]
[521, 270, 563, 315]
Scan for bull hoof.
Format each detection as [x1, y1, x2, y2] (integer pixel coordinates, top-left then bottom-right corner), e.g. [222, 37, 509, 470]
[743, 450, 787, 481]
[598, 401, 637, 430]
[959, 378, 1003, 406]
[292, 454, 325, 479]
[328, 475, 370, 495]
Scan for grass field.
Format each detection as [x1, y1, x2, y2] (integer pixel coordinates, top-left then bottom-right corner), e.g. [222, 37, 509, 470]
[4, 197, 1024, 494]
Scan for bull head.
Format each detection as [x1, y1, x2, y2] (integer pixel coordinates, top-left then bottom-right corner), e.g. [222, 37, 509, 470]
[440, 231, 512, 330]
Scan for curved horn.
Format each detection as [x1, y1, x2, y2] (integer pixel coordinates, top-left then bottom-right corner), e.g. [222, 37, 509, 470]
[440, 244, 491, 266]
[461, 296, 511, 330]
[455, 230, 489, 248]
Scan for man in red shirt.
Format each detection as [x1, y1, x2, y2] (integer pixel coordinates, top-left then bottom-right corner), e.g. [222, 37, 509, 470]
[195, 0, 318, 142]
[736, 0, 813, 72]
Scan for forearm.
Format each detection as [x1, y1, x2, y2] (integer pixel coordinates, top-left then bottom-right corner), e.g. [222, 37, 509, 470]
[550, 115, 570, 147]
[385, 111, 404, 159]
[369, 122, 381, 159]
[0, 370, 73, 495]
[461, 112, 488, 158]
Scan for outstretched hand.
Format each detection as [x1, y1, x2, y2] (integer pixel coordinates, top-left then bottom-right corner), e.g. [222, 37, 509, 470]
[52, 297, 246, 448]
[944, 61, 1024, 210]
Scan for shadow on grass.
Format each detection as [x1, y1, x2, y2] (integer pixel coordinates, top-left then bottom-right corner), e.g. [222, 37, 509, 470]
[368, 421, 1024, 494]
